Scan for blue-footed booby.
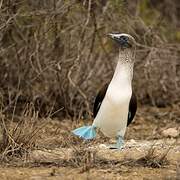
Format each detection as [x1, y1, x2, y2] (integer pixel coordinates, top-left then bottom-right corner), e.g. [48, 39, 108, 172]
[72, 33, 137, 149]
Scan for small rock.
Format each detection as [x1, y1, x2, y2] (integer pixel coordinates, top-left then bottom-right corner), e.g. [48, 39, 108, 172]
[162, 128, 179, 138]
[129, 139, 137, 144]
[99, 144, 108, 149]
[125, 139, 137, 148]
[132, 172, 138, 176]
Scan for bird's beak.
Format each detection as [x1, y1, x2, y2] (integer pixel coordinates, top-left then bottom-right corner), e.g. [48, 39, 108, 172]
[107, 33, 123, 45]
[107, 33, 118, 40]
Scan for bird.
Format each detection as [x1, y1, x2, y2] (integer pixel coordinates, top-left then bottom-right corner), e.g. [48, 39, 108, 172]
[72, 33, 137, 149]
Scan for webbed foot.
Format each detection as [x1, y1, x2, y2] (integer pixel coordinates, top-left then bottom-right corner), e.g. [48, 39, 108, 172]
[109, 135, 124, 150]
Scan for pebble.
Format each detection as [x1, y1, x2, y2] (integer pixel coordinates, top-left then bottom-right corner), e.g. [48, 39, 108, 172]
[162, 128, 179, 138]
[99, 144, 109, 149]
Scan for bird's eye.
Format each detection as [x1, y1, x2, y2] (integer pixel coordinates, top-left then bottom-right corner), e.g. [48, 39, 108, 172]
[120, 36, 128, 41]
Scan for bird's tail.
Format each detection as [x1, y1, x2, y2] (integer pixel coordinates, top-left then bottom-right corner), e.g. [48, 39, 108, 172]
[72, 125, 96, 140]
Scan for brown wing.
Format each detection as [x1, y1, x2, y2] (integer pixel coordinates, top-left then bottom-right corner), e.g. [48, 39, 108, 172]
[127, 91, 137, 126]
[93, 83, 109, 118]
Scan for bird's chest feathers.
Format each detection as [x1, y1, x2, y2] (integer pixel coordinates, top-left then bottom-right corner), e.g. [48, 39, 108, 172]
[106, 65, 132, 107]
[93, 60, 134, 137]
[106, 83, 132, 106]
[95, 82, 132, 137]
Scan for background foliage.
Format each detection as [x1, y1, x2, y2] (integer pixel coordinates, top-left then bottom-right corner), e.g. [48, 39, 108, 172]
[0, 0, 179, 119]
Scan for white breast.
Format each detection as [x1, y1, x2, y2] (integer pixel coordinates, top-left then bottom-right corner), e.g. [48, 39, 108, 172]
[93, 61, 133, 138]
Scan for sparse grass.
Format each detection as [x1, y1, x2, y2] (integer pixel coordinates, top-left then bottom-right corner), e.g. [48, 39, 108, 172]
[65, 143, 171, 172]
[133, 144, 170, 168]
[70, 147, 97, 172]
[0, 103, 47, 162]
[0, 106, 178, 178]
[29, 140, 174, 173]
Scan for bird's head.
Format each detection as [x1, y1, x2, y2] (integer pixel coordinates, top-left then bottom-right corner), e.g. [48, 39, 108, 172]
[108, 33, 136, 50]
[108, 33, 136, 64]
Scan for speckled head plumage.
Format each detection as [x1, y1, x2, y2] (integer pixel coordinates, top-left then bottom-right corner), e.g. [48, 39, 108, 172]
[108, 33, 136, 50]
[108, 33, 136, 64]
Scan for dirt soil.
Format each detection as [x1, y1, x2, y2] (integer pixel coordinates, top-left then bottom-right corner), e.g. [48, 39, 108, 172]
[0, 105, 180, 180]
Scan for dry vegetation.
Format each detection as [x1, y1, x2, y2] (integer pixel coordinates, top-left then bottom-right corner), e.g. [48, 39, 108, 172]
[0, 0, 180, 179]
[0, 0, 180, 118]
[0, 103, 46, 162]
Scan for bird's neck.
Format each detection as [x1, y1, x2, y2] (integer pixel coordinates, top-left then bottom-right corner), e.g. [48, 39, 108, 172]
[111, 49, 135, 86]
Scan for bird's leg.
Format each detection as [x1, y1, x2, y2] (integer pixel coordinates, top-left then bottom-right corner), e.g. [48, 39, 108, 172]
[109, 135, 124, 149]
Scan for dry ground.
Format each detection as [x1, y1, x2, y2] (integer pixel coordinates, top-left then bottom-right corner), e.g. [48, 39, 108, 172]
[0, 105, 180, 180]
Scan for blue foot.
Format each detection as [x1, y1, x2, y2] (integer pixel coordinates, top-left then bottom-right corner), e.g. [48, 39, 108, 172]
[109, 136, 124, 149]
[72, 125, 96, 140]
